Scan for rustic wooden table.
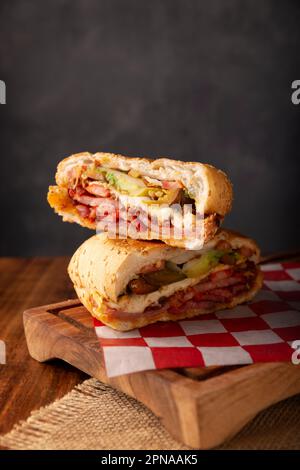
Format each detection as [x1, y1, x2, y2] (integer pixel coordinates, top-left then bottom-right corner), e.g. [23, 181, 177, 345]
[0, 253, 299, 443]
[0, 257, 87, 437]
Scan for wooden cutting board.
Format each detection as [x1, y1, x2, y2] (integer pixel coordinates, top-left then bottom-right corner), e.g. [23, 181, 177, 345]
[23, 299, 300, 449]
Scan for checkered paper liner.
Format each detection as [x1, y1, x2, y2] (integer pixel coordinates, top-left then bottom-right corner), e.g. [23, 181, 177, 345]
[94, 262, 300, 377]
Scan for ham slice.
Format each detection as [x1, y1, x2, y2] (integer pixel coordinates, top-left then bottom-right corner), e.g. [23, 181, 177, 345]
[73, 193, 106, 206]
[69, 187, 105, 206]
[68, 186, 119, 221]
[162, 180, 183, 189]
[200, 288, 233, 302]
[193, 272, 244, 294]
[85, 182, 111, 198]
[76, 204, 90, 218]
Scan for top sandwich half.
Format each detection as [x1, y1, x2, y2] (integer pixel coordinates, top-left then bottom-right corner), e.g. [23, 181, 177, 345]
[47, 152, 233, 249]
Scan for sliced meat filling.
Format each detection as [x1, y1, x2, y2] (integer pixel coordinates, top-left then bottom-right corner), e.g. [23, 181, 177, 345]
[103, 263, 257, 322]
[68, 184, 215, 235]
[65, 164, 221, 233]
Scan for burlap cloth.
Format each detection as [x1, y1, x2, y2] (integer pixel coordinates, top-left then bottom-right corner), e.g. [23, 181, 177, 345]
[0, 378, 299, 450]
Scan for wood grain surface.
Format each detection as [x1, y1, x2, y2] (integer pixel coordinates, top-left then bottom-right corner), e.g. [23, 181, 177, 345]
[0, 257, 87, 437]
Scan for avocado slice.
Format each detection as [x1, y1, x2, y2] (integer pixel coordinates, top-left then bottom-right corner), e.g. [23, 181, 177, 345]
[104, 169, 150, 196]
[182, 250, 224, 278]
[84, 166, 182, 202]
[86, 167, 149, 196]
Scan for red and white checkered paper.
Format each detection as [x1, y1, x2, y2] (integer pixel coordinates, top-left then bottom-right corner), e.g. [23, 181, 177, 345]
[94, 262, 300, 377]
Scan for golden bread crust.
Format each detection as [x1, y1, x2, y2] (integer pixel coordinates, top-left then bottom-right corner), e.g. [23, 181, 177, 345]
[47, 185, 95, 229]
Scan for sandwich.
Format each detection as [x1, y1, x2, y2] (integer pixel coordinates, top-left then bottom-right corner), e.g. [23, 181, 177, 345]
[48, 152, 233, 249]
[68, 229, 262, 331]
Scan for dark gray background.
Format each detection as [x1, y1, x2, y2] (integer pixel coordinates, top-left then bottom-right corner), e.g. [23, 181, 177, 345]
[0, 0, 299, 256]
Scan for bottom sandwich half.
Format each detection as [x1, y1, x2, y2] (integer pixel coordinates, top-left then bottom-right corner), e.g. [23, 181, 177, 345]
[68, 230, 263, 331]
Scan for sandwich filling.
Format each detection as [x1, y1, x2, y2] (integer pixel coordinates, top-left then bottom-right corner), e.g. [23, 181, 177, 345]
[65, 163, 219, 236]
[98, 241, 258, 323]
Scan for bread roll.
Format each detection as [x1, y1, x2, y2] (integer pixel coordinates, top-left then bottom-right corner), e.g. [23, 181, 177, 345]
[68, 229, 262, 330]
[48, 152, 233, 248]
